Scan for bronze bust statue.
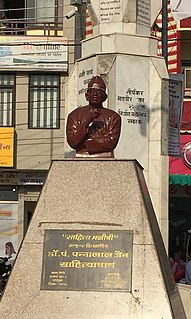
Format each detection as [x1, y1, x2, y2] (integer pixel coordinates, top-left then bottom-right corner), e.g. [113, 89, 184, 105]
[66, 76, 121, 157]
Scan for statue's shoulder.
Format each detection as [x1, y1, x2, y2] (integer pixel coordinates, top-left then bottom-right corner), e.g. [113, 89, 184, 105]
[71, 105, 88, 113]
[103, 108, 120, 118]
[69, 105, 89, 116]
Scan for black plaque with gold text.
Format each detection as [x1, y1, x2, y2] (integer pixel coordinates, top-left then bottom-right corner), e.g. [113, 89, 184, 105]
[41, 229, 133, 292]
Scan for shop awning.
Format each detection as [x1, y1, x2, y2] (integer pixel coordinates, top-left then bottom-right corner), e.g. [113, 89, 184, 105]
[170, 174, 191, 186]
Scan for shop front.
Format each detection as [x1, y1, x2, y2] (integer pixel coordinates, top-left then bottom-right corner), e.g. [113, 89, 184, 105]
[0, 171, 47, 257]
[169, 100, 191, 259]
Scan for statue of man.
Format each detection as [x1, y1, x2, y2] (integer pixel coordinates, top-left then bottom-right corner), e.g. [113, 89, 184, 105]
[66, 76, 121, 157]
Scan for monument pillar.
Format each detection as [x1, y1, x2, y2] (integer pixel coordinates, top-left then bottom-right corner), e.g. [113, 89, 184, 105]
[65, 0, 169, 247]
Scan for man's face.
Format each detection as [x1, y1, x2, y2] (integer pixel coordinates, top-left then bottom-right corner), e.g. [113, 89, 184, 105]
[86, 83, 106, 107]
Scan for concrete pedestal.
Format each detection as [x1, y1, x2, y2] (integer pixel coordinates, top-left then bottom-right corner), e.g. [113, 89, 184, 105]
[0, 160, 186, 319]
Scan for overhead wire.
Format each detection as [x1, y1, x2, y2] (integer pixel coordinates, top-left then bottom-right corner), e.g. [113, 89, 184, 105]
[0, 5, 63, 13]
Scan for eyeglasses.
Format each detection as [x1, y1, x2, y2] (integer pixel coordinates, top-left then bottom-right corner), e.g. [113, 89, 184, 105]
[87, 88, 105, 94]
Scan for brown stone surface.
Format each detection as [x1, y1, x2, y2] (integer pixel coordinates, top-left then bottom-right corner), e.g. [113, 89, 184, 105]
[0, 160, 186, 319]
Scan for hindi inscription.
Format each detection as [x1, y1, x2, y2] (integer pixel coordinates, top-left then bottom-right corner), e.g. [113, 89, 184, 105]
[137, 0, 150, 27]
[41, 229, 133, 292]
[100, 0, 122, 22]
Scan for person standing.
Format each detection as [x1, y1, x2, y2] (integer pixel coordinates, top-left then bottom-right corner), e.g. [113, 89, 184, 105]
[5, 242, 17, 269]
[169, 246, 186, 283]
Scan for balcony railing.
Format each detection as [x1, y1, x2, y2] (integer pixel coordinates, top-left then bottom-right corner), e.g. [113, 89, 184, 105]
[0, 20, 63, 36]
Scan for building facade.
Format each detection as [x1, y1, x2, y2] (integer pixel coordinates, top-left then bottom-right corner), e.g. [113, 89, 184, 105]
[0, 0, 81, 255]
[1, 0, 191, 259]
[156, 2, 191, 255]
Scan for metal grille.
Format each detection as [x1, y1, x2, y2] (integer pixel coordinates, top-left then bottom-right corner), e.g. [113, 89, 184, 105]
[29, 74, 60, 128]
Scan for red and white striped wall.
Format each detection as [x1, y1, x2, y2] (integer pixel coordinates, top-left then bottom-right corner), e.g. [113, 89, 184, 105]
[85, 11, 93, 38]
[155, 1, 179, 73]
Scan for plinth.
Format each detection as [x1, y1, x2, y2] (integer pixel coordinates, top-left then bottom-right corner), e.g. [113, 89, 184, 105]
[0, 160, 186, 319]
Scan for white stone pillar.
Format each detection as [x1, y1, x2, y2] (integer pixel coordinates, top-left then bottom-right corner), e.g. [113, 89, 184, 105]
[65, 0, 169, 249]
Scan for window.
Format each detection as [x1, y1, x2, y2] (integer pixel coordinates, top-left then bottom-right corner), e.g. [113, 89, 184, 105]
[184, 68, 191, 90]
[29, 74, 60, 129]
[25, 0, 62, 23]
[0, 74, 15, 126]
[3, 0, 24, 21]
